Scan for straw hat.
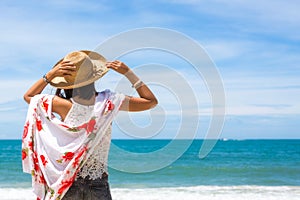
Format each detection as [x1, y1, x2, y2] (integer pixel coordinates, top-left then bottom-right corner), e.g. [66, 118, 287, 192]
[50, 50, 108, 89]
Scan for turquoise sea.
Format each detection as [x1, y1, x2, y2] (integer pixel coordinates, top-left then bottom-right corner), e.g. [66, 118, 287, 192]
[0, 139, 299, 199]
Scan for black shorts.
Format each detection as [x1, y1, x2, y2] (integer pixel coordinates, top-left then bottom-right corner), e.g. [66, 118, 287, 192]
[63, 176, 112, 200]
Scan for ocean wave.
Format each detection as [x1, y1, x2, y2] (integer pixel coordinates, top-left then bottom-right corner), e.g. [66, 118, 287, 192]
[1, 186, 299, 200]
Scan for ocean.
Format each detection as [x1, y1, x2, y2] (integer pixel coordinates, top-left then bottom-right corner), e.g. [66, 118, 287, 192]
[0, 139, 299, 200]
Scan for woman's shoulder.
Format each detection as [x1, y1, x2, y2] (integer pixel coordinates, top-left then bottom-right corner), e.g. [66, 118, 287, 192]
[52, 95, 72, 108]
[52, 95, 73, 121]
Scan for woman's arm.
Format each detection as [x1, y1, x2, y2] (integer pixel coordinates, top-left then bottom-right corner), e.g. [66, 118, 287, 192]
[23, 61, 75, 104]
[23, 78, 49, 104]
[106, 61, 158, 112]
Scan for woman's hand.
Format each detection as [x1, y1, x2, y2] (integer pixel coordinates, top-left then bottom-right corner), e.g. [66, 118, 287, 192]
[46, 61, 76, 81]
[106, 60, 130, 75]
[106, 60, 158, 112]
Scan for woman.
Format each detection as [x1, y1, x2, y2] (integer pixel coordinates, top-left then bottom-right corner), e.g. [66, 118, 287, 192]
[22, 50, 157, 200]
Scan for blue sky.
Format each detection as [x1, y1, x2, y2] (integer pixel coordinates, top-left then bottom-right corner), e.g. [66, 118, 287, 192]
[0, 0, 299, 139]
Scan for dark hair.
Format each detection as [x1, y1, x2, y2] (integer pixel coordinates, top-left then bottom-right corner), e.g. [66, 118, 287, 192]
[55, 83, 97, 100]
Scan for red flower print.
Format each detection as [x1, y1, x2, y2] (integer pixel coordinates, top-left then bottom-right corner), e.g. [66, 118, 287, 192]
[104, 100, 115, 115]
[39, 174, 46, 184]
[28, 141, 33, 150]
[60, 124, 70, 129]
[33, 152, 40, 172]
[62, 152, 75, 161]
[72, 146, 88, 168]
[40, 155, 48, 166]
[42, 99, 49, 112]
[72, 160, 79, 168]
[22, 149, 27, 160]
[22, 121, 30, 139]
[107, 100, 115, 111]
[78, 123, 87, 130]
[57, 151, 75, 163]
[36, 119, 43, 131]
[86, 119, 96, 133]
[58, 179, 74, 194]
[78, 118, 96, 134]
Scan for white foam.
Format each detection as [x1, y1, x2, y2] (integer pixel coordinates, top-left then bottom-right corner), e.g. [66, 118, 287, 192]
[0, 188, 34, 200]
[112, 186, 300, 200]
[0, 186, 299, 200]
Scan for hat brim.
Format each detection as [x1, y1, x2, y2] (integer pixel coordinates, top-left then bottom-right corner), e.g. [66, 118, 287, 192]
[49, 50, 109, 89]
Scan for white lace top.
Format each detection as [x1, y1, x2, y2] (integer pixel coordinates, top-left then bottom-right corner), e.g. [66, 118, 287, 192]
[64, 98, 111, 180]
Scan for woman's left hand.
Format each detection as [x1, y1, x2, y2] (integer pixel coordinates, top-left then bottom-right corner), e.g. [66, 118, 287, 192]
[106, 60, 158, 112]
[106, 61, 130, 75]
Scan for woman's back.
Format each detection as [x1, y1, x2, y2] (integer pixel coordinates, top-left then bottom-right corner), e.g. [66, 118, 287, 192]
[64, 92, 112, 180]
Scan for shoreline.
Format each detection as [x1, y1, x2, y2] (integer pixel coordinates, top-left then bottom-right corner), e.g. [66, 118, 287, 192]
[1, 185, 299, 200]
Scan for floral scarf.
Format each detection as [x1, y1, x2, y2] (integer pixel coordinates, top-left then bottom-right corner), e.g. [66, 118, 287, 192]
[22, 90, 124, 200]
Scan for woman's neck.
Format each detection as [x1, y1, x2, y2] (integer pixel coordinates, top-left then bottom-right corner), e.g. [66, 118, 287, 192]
[72, 95, 95, 106]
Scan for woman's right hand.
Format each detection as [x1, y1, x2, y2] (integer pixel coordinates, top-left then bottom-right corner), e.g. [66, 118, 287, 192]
[46, 61, 76, 81]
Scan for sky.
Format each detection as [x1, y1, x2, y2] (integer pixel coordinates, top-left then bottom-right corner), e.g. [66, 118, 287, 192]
[0, 0, 299, 139]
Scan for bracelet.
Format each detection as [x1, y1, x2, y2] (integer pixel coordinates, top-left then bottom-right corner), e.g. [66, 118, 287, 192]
[43, 74, 50, 84]
[132, 80, 143, 89]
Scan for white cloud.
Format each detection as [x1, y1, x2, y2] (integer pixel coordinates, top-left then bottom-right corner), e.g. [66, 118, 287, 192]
[0, 0, 300, 139]
[170, 0, 300, 25]
[101, 66, 300, 117]
[201, 40, 252, 61]
[0, 80, 37, 102]
[170, 0, 300, 40]
[223, 73, 300, 115]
